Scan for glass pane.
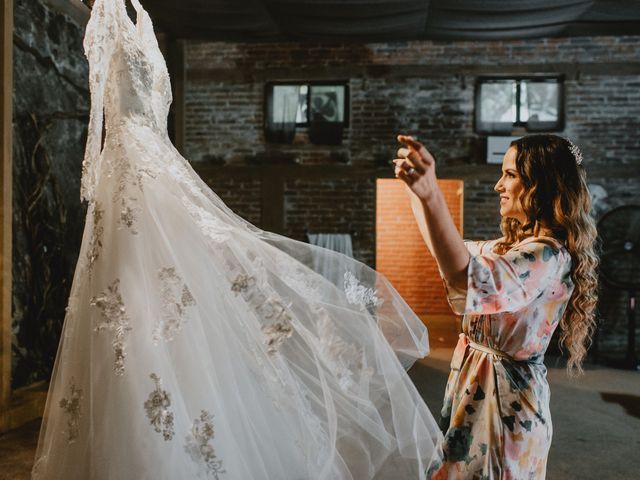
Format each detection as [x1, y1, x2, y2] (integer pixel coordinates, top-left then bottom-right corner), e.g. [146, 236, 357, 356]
[521, 81, 558, 123]
[309, 85, 345, 122]
[296, 85, 308, 123]
[272, 85, 307, 124]
[480, 81, 517, 123]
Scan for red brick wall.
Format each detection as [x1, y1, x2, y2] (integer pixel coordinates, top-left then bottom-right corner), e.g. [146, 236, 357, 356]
[376, 179, 463, 315]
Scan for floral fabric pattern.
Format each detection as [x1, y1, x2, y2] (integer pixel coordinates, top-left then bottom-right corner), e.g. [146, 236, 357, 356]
[430, 236, 574, 480]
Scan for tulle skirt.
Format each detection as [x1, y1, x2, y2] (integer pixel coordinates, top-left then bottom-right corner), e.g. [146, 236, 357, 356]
[31, 119, 442, 479]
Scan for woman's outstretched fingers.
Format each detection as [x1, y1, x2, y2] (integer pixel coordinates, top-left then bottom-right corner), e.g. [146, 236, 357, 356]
[393, 158, 420, 177]
[397, 134, 434, 165]
[397, 134, 423, 152]
[396, 149, 425, 173]
[395, 166, 414, 184]
[393, 159, 411, 177]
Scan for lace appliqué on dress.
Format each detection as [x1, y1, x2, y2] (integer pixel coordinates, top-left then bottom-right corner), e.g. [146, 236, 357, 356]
[185, 410, 225, 479]
[144, 373, 175, 441]
[275, 251, 323, 302]
[86, 201, 104, 276]
[90, 279, 132, 375]
[231, 272, 294, 353]
[167, 160, 208, 201]
[343, 271, 384, 309]
[108, 152, 145, 235]
[153, 267, 196, 344]
[316, 313, 372, 391]
[59, 378, 82, 443]
[181, 196, 233, 243]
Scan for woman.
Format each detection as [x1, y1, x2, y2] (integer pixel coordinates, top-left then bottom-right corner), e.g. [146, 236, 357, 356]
[393, 134, 598, 479]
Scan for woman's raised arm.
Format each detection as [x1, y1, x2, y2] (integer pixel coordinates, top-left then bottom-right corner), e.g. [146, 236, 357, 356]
[393, 135, 470, 291]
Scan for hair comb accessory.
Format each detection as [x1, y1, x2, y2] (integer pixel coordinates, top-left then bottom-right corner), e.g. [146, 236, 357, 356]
[567, 139, 583, 166]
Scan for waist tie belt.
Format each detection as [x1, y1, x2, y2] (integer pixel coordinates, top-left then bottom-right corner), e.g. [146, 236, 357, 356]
[467, 338, 513, 360]
[451, 333, 526, 371]
[451, 333, 544, 371]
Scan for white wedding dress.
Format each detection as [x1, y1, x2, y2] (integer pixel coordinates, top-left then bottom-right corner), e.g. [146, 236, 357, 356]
[31, 1, 442, 478]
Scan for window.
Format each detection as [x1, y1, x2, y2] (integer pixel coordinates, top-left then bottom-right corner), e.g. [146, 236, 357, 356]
[475, 76, 564, 134]
[265, 82, 349, 144]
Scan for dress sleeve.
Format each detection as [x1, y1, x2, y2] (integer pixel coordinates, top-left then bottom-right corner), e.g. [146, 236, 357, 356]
[442, 239, 565, 315]
[80, 0, 118, 203]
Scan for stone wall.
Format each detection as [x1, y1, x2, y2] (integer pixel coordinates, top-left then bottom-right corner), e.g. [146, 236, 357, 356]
[11, 0, 89, 387]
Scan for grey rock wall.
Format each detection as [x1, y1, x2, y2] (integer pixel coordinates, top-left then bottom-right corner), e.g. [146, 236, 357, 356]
[11, 0, 89, 388]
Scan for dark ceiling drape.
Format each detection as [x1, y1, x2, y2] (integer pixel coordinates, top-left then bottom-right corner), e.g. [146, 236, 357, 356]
[141, 0, 639, 42]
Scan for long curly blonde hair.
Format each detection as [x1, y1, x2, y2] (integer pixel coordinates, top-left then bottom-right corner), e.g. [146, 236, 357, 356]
[493, 134, 599, 376]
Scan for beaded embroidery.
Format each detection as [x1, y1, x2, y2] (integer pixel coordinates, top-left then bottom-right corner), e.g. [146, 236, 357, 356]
[153, 267, 196, 343]
[144, 373, 175, 441]
[230, 272, 294, 353]
[90, 279, 132, 375]
[86, 201, 104, 275]
[59, 378, 82, 443]
[185, 410, 225, 479]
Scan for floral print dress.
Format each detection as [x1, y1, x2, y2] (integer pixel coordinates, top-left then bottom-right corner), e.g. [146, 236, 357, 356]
[428, 236, 574, 480]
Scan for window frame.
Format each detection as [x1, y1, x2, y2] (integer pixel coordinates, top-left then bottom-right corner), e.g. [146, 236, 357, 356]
[264, 80, 350, 130]
[474, 75, 565, 135]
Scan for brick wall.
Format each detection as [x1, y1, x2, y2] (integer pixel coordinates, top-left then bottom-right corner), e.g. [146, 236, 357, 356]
[196, 170, 262, 225]
[376, 179, 463, 315]
[184, 35, 640, 356]
[284, 176, 376, 265]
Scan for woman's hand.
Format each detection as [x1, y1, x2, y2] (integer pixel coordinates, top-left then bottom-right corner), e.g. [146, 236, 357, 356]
[393, 134, 438, 203]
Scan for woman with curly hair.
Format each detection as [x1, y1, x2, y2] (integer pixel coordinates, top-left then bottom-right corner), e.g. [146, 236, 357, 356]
[393, 134, 599, 479]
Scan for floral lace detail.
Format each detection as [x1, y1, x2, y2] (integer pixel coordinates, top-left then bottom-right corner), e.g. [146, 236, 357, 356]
[262, 319, 294, 353]
[90, 279, 132, 375]
[182, 196, 233, 243]
[343, 271, 384, 309]
[315, 308, 373, 391]
[119, 203, 140, 232]
[107, 152, 145, 235]
[144, 373, 175, 441]
[230, 272, 294, 353]
[86, 201, 104, 276]
[153, 267, 196, 344]
[275, 251, 323, 302]
[185, 410, 225, 479]
[168, 161, 208, 201]
[59, 378, 82, 443]
[230, 273, 255, 294]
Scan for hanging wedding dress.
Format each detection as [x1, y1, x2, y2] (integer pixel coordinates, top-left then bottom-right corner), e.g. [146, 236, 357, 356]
[31, 1, 442, 478]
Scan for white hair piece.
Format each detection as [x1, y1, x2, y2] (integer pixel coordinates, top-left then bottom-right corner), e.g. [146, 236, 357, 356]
[567, 139, 583, 166]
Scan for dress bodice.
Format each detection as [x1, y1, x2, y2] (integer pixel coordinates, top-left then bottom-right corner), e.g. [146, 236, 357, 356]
[81, 0, 172, 202]
[104, 0, 172, 131]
